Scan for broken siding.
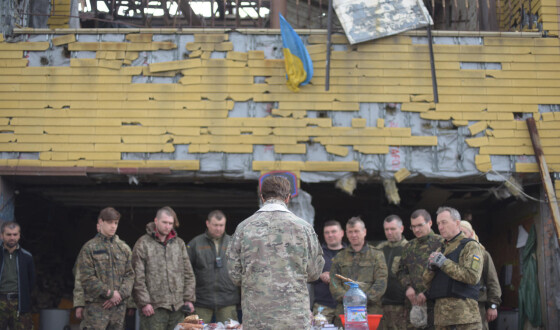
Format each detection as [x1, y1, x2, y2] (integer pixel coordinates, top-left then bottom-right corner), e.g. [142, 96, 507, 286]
[0, 30, 559, 180]
[497, 0, 559, 36]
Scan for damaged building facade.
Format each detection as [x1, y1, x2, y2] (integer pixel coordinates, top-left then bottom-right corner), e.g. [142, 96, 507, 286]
[0, 0, 559, 328]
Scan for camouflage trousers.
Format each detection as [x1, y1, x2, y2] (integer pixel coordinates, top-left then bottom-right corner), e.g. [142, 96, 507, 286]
[382, 304, 410, 330]
[0, 297, 33, 330]
[81, 302, 126, 330]
[139, 307, 185, 330]
[477, 303, 488, 330]
[195, 305, 238, 323]
[435, 323, 482, 330]
[312, 303, 337, 324]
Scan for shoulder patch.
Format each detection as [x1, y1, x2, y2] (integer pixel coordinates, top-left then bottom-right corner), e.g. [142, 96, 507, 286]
[471, 254, 481, 271]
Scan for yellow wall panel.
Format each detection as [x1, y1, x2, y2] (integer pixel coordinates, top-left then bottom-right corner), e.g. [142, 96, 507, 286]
[194, 34, 228, 43]
[352, 118, 367, 128]
[214, 42, 234, 51]
[226, 52, 248, 61]
[394, 168, 411, 182]
[354, 145, 390, 154]
[326, 145, 349, 157]
[52, 34, 76, 46]
[248, 51, 265, 59]
[0, 59, 28, 67]
[2, 32, 560, 173]
[0, 159, 41, 167]
[0, 51, 23, 59]
[0, 42, 49, 51]
[126, 34, 153, 42]
[469, 121, 488, 135]
[149, 58, 201, 72]
[276, 144, 306, 154]
[515, 163, 539, 172]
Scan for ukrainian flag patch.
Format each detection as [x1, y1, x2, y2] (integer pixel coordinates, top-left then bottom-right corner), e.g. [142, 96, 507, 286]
[471, 254, 481, 271]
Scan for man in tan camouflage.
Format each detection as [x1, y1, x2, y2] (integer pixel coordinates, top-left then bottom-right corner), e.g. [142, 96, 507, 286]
[226, 175, 324, 329]
[330, 217, 388, 327]
[460, 221, 501, 330]
[73, 222, 136, 325]
[76, 207, 135, 330]
[132, 206, 196, 330]
[376, 215, 408, 330]
[397, 209, 443, 329]
[423, 207, 483, 330]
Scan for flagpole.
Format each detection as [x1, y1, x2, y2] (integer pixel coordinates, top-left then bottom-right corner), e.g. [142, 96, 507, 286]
[427, 25, 439, 103]
[325, 0, 333, 91]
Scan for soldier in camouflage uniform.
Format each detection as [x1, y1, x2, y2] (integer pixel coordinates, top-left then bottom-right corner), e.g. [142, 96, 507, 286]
[330, 217, 387, 327]
[460, 221, 501, 330]
[74, 243, 137, 324]
[76, 207, 134, 330]
[397, 209, 443, 329]
[226, 175, 324, 329]
[132, 206, 196, 330]
[423, 207, 483, 330]
[376, 215, 408, 330]
[0, 221, 35, 330]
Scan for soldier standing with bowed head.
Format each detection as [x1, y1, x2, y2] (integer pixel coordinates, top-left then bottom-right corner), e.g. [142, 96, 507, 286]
[187, 210, 240, 323]
[226, 175, 324, 329]
[312, 220, 346, 324]
[76, 207, 135, 330]
[376, 215, 408, 330]
[329, 217, 388, 327]
[132, 206, 196, 330]
[397, 209, 443, 329]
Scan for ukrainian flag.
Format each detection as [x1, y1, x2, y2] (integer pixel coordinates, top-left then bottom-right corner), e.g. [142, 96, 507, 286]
[279, 14, 313, 92]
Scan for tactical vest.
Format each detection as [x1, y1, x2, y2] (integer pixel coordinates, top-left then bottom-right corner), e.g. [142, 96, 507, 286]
[381, 244, 406, 305]
[427, 238, 480, 300]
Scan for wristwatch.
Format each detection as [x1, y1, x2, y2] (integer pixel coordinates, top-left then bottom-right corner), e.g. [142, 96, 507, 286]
[490, 304, 497, 309]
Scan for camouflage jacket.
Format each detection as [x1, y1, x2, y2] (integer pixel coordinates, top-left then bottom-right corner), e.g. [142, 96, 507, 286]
[329, 243, 388, 310]
[423, 232, 483, 326]
[226, 199, 324, 330]
[397, 231, 443, 294]
[74, 238, 136, 309]
[76, 233, 134, 304]
[132, 222, 196, 311]
[376, 238, 408, 305]
[479, 249, 502, 307]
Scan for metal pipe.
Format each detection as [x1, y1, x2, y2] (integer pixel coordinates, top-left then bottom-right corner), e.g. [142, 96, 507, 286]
[325, 0, 332, 91]
[427, 25, 439, 103]
[270, 0, 287, 28]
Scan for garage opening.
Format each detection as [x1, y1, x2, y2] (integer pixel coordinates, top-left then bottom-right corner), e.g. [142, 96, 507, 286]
[1, 175, 545, 329]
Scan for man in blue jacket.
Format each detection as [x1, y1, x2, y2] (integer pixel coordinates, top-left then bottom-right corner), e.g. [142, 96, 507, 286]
[0, 221, 35, 330]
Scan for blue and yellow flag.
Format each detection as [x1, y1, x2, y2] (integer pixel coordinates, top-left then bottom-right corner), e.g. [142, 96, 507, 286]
[279, 14, 313, 92]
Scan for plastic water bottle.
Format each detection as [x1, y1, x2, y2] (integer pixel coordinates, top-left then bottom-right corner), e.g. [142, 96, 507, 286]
[343, 282, 369, 330]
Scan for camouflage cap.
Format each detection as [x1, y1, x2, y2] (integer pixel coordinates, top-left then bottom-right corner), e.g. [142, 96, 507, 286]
[410, 305, 428, 328]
